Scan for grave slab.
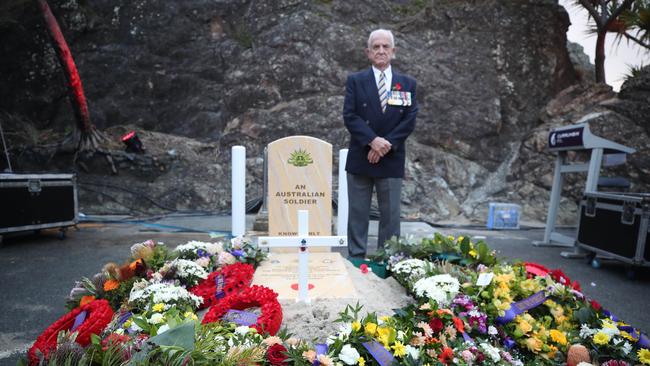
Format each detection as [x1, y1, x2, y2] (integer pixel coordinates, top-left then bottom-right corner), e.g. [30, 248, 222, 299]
[252, 252, 357, 300]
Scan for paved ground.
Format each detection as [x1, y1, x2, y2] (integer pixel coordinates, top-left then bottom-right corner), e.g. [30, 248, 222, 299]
[0, 215, 648, 365]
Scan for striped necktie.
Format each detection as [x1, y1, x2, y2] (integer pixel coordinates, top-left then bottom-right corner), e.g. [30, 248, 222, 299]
[378, 71, 387, 113]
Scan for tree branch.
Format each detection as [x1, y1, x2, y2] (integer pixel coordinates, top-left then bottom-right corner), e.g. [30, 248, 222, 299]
[624, 31, 650, 50]
[577, 0, 604, 28]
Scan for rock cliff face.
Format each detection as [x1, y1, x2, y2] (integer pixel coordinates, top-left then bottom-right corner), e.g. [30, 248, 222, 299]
[1, 0, 648, 224]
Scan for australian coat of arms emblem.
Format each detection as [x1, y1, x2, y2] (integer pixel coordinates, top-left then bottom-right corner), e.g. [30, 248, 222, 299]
[287, 148, 313, 167]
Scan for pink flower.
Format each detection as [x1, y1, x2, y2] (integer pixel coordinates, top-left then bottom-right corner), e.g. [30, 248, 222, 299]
[360, 264, 369, 274]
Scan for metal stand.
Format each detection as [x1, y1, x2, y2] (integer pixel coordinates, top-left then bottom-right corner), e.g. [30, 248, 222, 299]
[532, 122, 635, 258]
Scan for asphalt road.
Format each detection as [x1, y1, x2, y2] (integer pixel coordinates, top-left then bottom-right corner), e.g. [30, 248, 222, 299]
[0, 216, 648, 365]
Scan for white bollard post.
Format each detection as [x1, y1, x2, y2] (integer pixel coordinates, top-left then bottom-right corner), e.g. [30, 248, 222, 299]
[231, 146, 246, 237]
[297, 210, 310, 304]
[337, 149, 349, 236]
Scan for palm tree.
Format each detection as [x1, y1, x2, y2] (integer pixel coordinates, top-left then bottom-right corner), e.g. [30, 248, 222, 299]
[574, 0, 650, 83]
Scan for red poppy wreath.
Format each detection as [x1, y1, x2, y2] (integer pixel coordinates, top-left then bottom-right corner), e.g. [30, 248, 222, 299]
[190, 262, 255, 309]
[202, 285, 283, 336]
[28, 299, 114, 365]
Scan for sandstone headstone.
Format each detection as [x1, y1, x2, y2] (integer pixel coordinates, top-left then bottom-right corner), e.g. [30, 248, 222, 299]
[267, 136, 332, 244]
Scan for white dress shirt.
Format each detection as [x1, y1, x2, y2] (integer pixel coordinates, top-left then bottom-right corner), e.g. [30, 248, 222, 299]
[372, 65, 392, 91]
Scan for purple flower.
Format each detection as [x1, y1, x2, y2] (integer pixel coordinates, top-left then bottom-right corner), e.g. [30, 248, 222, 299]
[452, 294, 475, 311]
[197, 249, 209, 258]
[503, 338, 516, 349]
[117, 311, 133, 327]
[231, 249, 244, 258]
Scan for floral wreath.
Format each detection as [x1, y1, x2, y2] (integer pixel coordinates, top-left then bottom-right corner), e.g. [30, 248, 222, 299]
[189, 262, 255, 309]
[202, 285, 283, 336]
[28, 299, 114, 365]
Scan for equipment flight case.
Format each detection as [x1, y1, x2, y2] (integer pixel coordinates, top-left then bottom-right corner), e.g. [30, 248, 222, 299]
[577, 192, 650, 270]
[0, 173, 78, 244]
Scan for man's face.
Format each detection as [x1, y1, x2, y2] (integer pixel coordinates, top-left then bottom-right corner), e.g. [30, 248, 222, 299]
[366, 34, 395, 70]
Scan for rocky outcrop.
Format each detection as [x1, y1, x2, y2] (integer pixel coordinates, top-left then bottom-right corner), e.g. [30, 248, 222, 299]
[1, 0, 648, 224]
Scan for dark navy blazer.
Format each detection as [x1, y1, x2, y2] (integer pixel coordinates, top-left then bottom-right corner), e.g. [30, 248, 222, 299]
[343, 67, 418, 178]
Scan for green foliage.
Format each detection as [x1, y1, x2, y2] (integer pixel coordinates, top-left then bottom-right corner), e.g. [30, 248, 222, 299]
[373, 233, 499, 268]
[622, 63, 648, 81]
[334, 301, 364, 323]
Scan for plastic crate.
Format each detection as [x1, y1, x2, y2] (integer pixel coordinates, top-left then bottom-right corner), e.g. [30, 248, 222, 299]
[486, 203, 520, 230]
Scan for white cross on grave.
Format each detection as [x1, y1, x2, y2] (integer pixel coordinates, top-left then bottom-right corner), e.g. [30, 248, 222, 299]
[257, 210, 347, 304]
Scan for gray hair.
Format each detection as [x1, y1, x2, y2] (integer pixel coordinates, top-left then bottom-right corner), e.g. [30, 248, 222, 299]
[367, 29, 395, 49]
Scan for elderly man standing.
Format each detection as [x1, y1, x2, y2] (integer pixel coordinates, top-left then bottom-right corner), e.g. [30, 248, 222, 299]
[343, 29, 418, 259]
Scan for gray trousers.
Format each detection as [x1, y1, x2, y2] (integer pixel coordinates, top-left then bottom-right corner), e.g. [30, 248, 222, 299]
[347, 173, 402, 258]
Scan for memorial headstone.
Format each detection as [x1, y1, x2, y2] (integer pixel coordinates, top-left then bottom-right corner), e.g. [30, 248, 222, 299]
[267, 136, 332, 250]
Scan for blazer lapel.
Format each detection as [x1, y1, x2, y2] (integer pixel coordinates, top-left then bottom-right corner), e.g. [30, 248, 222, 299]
[361, 68, 382, 114]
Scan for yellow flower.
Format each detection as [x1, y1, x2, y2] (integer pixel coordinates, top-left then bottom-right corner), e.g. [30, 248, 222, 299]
[521, 279, 540, 293]
[638, 348, 650, 365]
[524, 337, 543, 353]
[376, 326, 395, 347]
[456, 236, 464, 242]
[546, 344, 558, 359]
[495, 273, 514, 284]
[469, 249, 477, 258]
[602, 319, 618, 331]
[549, 329, 567, 345]
[351, 321, 361, 332]
[358, 357, 366, 366]
[364, 322, 377, 337]
[379, 315, 391, 323]
[152, 303, 165, 312]
[593, 331, 610, 345]
[516, 319, 533, 334]
[392, 341, 406, 357]
[184, 311, 198, 321]
[620, 330, 637, 341]
[493, 286, 510, 298]
[123, 319, 132, 329]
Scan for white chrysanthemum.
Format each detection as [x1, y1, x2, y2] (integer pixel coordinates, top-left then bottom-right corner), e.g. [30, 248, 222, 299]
[405, 345, 419, 360]
[622, 341, 632, 355]
[149, 313, 164, 324]
[230, 236, 250, 250]
[413, 274, 460, 305]
[338, 344, 360, 365]
[174, 240, 223, 257]
[235, 325, 252, 336]
[579, 324, 596, 338]
[128, 280, 203, 310]
[338, 323, 352, 338]
[167, 258, 209, 284]
[480, 342, 501, 362]
[392, 258, 428, 280]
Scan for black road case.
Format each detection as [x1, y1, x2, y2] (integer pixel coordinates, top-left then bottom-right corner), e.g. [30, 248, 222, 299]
[577, 192, 650, 267]
[0, 173, 78, 241]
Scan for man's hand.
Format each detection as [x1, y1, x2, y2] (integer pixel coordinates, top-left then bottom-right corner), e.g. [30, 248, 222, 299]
[367, 149, 381, 164]
[369, 137, 392, 157]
